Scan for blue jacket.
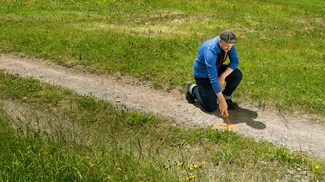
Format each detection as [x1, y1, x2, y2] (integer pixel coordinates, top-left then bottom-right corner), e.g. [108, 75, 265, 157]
[192, 36, 239, 94]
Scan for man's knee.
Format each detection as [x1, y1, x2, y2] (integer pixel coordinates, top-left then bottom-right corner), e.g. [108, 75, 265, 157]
[234, 69, 243, 80]
[204, 104, 218, 112]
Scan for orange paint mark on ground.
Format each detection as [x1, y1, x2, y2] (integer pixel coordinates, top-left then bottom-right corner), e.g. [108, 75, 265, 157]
[217, 112, 241, 131]
[215, 123, 241, 131]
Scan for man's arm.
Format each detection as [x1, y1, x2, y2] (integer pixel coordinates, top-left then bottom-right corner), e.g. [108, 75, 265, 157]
[218, 67, 233, 86]
[217, 67, 233, 113]
[216, 92, 227, 114]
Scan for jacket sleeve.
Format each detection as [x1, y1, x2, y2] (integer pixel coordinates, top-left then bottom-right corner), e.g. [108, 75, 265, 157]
[227, 46, 239, 70]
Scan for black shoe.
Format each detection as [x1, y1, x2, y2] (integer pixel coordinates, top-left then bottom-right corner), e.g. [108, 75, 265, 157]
[226, 99, 238, 110]
[185, 81, 196, 103]
[186, 91, 195, 103]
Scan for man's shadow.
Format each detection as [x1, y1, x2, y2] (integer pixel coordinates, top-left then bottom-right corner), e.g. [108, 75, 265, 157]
[193, 102, 266, 130]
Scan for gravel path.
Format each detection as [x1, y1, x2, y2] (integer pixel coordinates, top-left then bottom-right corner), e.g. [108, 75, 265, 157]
[1, 54, 324, 158]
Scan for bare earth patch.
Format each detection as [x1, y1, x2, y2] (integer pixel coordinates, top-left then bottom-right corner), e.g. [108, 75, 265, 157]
[1, 54, 325, 158]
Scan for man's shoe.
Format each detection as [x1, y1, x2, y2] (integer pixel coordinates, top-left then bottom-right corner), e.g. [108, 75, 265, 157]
[226, 99, 238, 110]
[186, 91, 195, 103]
[186, 82, 196, 103]
[186, 81, 195, 92]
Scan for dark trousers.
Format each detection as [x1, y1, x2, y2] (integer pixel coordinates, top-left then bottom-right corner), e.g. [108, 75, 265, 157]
[192, 65, 242, 112]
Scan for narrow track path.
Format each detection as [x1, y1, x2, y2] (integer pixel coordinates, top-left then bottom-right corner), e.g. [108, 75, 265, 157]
[1, 54, 324, 158]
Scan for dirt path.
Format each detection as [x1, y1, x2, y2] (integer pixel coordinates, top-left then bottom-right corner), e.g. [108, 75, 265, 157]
[1, 54, 324, 158]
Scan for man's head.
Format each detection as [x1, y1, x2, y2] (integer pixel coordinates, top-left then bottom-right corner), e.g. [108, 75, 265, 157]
[220, 30, 237, 44]
[219, 30, 237, 52]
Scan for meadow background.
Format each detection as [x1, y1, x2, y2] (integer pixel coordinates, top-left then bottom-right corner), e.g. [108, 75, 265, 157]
[1, 0, 324, 114]
[0, 0, 325, 181]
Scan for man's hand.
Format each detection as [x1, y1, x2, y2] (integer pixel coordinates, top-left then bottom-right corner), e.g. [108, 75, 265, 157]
[222, 111, 229, 118]
[218, 67, 233, 87]
[216, 91, 227, 114]
[218, 76, 226, 87]
[219, 99, 228, 114]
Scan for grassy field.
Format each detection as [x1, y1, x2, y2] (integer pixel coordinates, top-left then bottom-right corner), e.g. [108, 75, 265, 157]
[1, 0, 325, 181]
[0, 72, 324, 181]
[0, 0, 324, 115]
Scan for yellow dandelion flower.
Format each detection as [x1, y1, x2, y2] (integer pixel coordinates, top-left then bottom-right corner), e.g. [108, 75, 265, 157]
[188, 164, 198, 170]
[315, 165, 319, 169]
[176, 162, 184, 167]
[199, 162, 205, 168]
[186, 175, 197, 180]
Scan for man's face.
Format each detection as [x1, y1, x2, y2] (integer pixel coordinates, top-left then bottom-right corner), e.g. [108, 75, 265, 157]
[219, 39, 234, 52]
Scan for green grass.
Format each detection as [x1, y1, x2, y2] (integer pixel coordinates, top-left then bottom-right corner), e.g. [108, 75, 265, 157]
[0, 72, 324, 181]
[0, 0, 324, 115]
[0, 0, 325, 181]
